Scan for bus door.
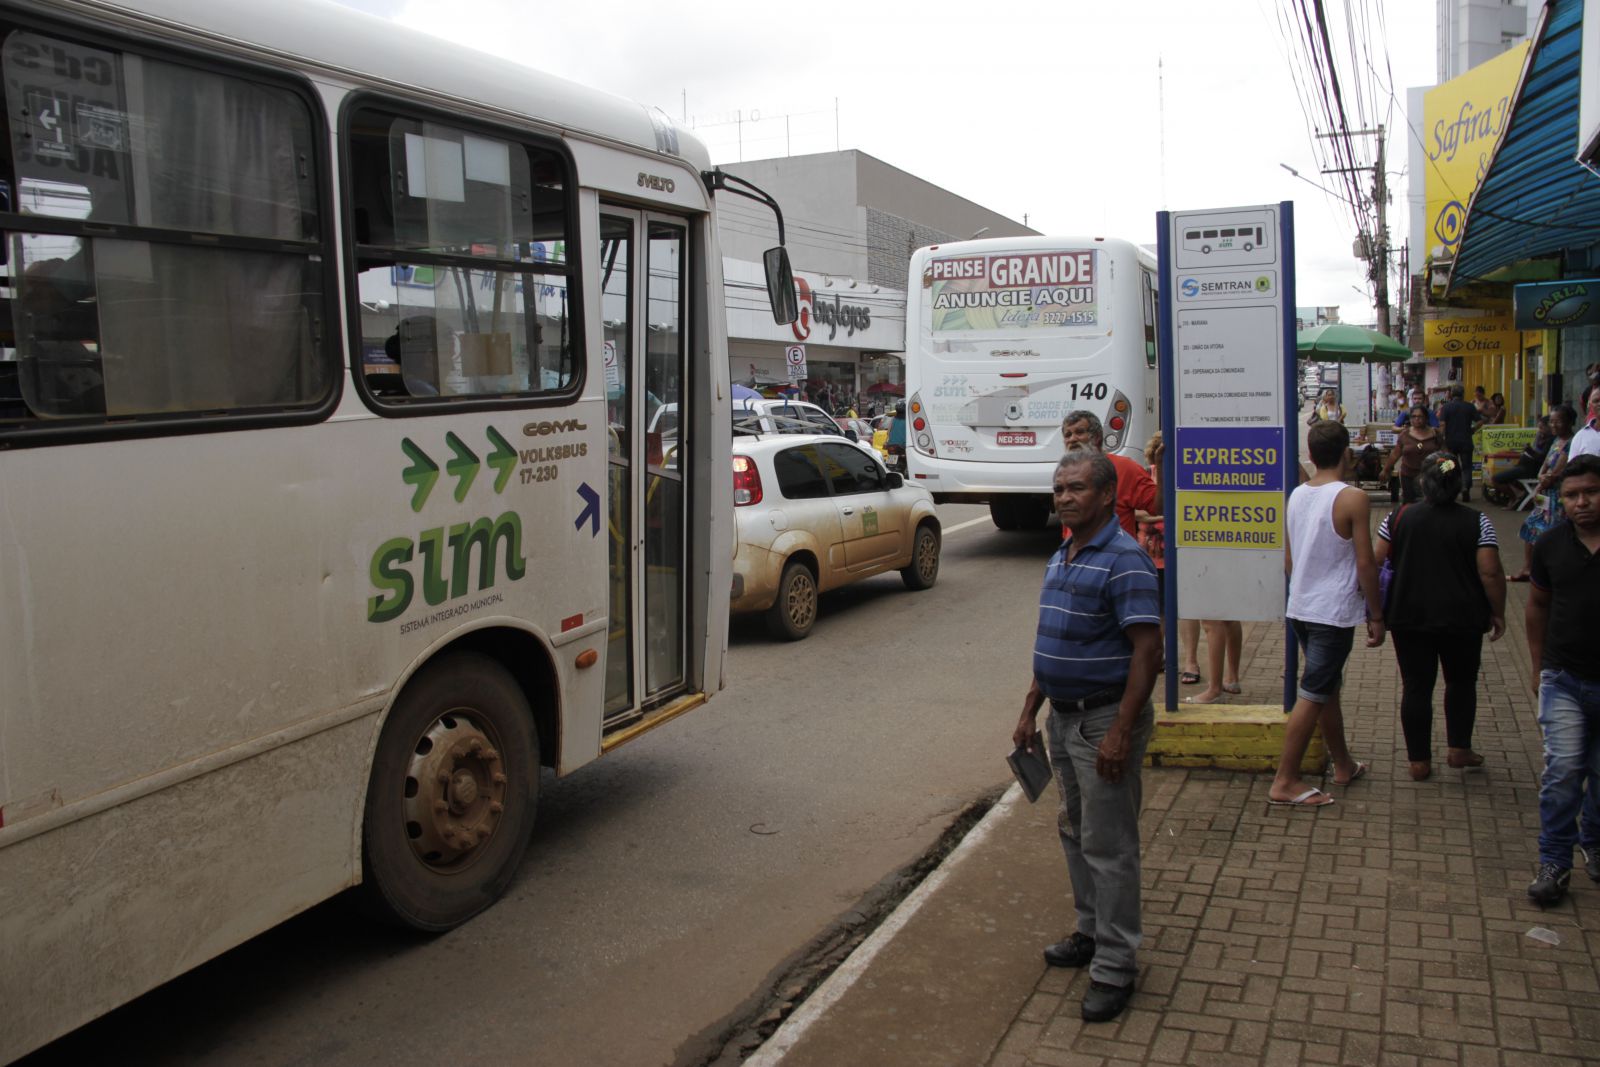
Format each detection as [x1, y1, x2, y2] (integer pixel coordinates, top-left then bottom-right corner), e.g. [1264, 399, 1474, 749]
[600, 209, 689, 724]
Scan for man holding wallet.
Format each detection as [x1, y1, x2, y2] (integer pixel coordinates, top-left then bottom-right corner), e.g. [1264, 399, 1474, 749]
[1013, 449, 1161, 1023]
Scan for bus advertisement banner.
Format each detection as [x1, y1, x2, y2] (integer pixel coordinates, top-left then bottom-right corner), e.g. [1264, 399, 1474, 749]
[924, 250, 1098, 331]
[1159, 202, 1295, 711]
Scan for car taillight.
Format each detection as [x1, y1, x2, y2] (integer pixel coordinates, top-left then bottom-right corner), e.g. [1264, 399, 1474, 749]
[732, 455, 763, 506]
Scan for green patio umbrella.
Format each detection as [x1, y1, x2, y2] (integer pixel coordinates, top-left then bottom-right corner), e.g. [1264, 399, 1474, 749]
[1295, 323, 1411, 363]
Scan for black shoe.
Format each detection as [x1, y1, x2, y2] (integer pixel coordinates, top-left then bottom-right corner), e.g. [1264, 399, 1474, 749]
[1582, 845, 1600, 884]
[1080, 979, 1134, 1022]
[1528, 863, 1571, 906]
[1042, 932, 1096, 968]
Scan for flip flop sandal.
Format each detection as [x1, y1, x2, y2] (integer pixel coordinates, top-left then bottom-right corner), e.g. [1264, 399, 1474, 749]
[1221, 683, 1242, 695]
[1180, 671, 1202, 685]
[1336, 761, 1368, 786]
[1267, 788, 1335, 807]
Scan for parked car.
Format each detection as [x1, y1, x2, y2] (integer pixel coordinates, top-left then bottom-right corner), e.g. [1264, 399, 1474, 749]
[732, 397, 843, 437]
[730, 433, 941, 640]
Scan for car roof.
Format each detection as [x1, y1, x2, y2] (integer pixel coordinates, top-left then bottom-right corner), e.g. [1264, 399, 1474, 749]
[732, 430, 871, 454]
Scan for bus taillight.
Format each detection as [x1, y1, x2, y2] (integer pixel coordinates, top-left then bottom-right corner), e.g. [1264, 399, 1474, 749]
[732, 455, 763, 506]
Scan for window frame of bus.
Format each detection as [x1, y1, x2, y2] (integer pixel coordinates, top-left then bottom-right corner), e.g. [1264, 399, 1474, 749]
[0, 13, 340, 450]
[339, 94, 584, 415]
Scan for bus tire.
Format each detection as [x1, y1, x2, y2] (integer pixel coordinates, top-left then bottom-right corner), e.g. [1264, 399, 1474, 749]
[901, 522, 941, 590]
[989, 498, 1021, 530]
[361, 651, 538, 932]
[766, 560, 818, 640]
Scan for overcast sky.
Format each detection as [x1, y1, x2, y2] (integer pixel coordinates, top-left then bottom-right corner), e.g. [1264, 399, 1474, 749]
[330, 0, 1434, 322]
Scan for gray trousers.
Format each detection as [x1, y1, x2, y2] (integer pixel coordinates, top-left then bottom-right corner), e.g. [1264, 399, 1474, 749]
[1046, 700, 1154, 987]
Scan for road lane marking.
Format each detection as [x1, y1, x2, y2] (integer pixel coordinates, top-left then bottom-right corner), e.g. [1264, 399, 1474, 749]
[942, 515, 993, 536]
[744, 785, 1025, 1065]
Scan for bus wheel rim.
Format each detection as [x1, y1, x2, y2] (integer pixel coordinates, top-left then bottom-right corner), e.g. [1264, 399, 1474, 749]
[401, 710, 508, 872]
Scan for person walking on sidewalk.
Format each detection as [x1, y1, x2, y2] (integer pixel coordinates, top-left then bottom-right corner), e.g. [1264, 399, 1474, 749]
[1268, 421, 1385, 806]
[1375, 453, 1506, 781]
[1438, 385, 1487, 500]
[1013, 450, 1160, 1024]
[1381, 405, 1444, 504]
[1525, 454, 1600, 905]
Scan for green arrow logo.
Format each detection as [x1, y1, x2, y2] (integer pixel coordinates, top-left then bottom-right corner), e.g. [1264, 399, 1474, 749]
[445, 432, 480, 502]
[401, 438, 439, 512]
[486, 425, 516, 494]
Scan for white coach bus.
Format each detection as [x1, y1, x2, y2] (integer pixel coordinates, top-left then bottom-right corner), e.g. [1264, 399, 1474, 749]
[902, 236, 1160, 529]
[0, 0, 796, 1057]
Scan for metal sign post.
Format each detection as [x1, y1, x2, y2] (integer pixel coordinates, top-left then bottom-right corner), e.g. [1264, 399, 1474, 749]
[1158, 202, 1297, 712]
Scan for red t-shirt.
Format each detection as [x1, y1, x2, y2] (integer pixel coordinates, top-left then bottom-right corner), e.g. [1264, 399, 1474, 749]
[1060, 452, 1159, 540]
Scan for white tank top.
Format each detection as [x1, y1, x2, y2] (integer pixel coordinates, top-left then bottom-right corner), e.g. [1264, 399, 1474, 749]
[1286, 481, 1366, 627]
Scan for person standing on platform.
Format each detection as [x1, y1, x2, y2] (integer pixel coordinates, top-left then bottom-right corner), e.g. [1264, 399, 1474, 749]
[1014, 450, 1160, 1023]
[1268, 420, 1384, 807]
[1060, 410, 1159, 539]
[1525, 454, 1600, 905]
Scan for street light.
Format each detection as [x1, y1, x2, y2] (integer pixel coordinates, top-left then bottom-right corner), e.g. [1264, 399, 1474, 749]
[968, 226, 989, 240]
[1279, 163, 1359, 207]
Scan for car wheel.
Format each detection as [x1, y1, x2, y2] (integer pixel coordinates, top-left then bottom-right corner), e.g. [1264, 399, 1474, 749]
[989, 498, 1021, 531]
[765, 560, 817, 640]
[901, 523, 940, 590]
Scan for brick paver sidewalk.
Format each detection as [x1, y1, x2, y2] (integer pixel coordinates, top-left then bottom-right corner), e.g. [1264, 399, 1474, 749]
[992, 504, 1600, 1066]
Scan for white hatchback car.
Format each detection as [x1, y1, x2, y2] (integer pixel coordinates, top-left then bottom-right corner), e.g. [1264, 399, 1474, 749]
[730, 433, 941, 640]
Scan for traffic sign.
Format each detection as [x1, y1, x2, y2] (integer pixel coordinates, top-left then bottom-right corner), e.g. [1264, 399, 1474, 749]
[785, 344, 807, 381]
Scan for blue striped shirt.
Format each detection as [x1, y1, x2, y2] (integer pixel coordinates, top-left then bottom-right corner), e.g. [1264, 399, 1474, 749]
[1032, 517, 1161, 701]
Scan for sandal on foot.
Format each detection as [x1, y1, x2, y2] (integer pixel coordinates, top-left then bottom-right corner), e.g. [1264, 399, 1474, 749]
[1447, 749, 1486, 769]
[1221, 682, 1242, 695]
[1409, 761, 1432, 781]
[1335, 761, 1368, 786]
[1180, 671, 1202, 685]
[1267, 788, 1335, 807]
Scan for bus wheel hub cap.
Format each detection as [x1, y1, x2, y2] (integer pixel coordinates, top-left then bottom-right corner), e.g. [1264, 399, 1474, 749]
[403, 712, 507, 870]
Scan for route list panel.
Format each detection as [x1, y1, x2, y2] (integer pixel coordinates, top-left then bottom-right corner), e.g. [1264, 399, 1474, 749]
[1175, 304, 1280, 426]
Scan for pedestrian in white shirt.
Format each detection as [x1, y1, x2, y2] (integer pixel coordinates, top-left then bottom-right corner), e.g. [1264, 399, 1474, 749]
[1568, 393, 1600, 460]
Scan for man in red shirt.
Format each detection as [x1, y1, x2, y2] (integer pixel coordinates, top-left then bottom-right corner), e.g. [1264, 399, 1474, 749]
[1061, 410, 1160, 538]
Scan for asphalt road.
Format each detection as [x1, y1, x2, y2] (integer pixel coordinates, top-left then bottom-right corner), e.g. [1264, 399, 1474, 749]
[23, 502, 1063, 1067]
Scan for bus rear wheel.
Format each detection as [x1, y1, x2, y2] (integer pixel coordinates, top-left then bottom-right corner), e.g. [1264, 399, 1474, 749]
[361, 651, 538, 932]
[990, 498, 1023, 530]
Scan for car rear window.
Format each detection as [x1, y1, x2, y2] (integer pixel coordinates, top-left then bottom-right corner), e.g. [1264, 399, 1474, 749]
[773, 445, 829, 500]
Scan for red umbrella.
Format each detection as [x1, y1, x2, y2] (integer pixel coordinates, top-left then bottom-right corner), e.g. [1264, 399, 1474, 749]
[864, 381, 903, 395]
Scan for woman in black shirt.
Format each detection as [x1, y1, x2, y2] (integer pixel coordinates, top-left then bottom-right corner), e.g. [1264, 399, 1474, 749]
[1376, 454, 1508, 780]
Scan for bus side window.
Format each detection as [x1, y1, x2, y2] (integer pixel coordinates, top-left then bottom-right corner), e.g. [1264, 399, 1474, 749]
[347, 106, 578, 405]
[0, 26, 331, 434]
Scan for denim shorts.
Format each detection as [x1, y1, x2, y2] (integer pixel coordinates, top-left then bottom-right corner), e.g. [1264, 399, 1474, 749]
[1290, 618, 1355, 703]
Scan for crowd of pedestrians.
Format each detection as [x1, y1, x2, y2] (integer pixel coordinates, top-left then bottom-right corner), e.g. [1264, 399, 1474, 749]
[1017, 389, 1600, 1026]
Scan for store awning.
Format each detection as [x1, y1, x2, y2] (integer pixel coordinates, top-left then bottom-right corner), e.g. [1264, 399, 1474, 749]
[1447, 0, 1600, 293]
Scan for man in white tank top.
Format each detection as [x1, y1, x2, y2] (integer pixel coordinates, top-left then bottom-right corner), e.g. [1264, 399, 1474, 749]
[1269, 421, 1386, 806]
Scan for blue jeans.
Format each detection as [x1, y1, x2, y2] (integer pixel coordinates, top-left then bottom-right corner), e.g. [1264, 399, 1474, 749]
[1289, 619, 1354, 703]
[1536, 669, 1600, 867]
[1047, 700, 1154, 987]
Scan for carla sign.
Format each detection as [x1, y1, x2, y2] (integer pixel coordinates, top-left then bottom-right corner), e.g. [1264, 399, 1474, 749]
[1513, 279, 1600, 330]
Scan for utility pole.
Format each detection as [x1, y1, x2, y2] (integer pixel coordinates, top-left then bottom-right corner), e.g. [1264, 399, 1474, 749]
[1318, 125, 1391, 337]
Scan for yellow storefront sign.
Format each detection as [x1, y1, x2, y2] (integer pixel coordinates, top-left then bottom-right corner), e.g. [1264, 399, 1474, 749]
[1423, 42, 1529, 259]
[1174, 491, 1282, 551]
[1421, 315, 1518, 358]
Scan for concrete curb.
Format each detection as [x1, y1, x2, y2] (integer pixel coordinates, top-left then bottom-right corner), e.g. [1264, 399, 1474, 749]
[743, 783, 1026, 1066]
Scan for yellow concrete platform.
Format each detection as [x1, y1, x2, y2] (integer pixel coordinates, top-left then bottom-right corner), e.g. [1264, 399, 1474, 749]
[1144, 703, 1326, 773]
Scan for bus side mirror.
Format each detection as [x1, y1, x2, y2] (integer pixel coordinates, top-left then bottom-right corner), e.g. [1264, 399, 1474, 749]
[764, 246, 797, 325]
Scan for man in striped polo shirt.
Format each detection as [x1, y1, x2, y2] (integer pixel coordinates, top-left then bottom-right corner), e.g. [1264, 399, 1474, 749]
[1013, 450, 1161, 1023]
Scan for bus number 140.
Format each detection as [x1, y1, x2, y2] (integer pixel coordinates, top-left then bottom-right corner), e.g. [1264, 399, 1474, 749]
[1068, 382, 1109, 401]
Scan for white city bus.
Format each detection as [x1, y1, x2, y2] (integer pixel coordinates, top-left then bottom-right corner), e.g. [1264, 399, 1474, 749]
[0, 0, 795, 1057]
[902, 236, 1159, 528]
